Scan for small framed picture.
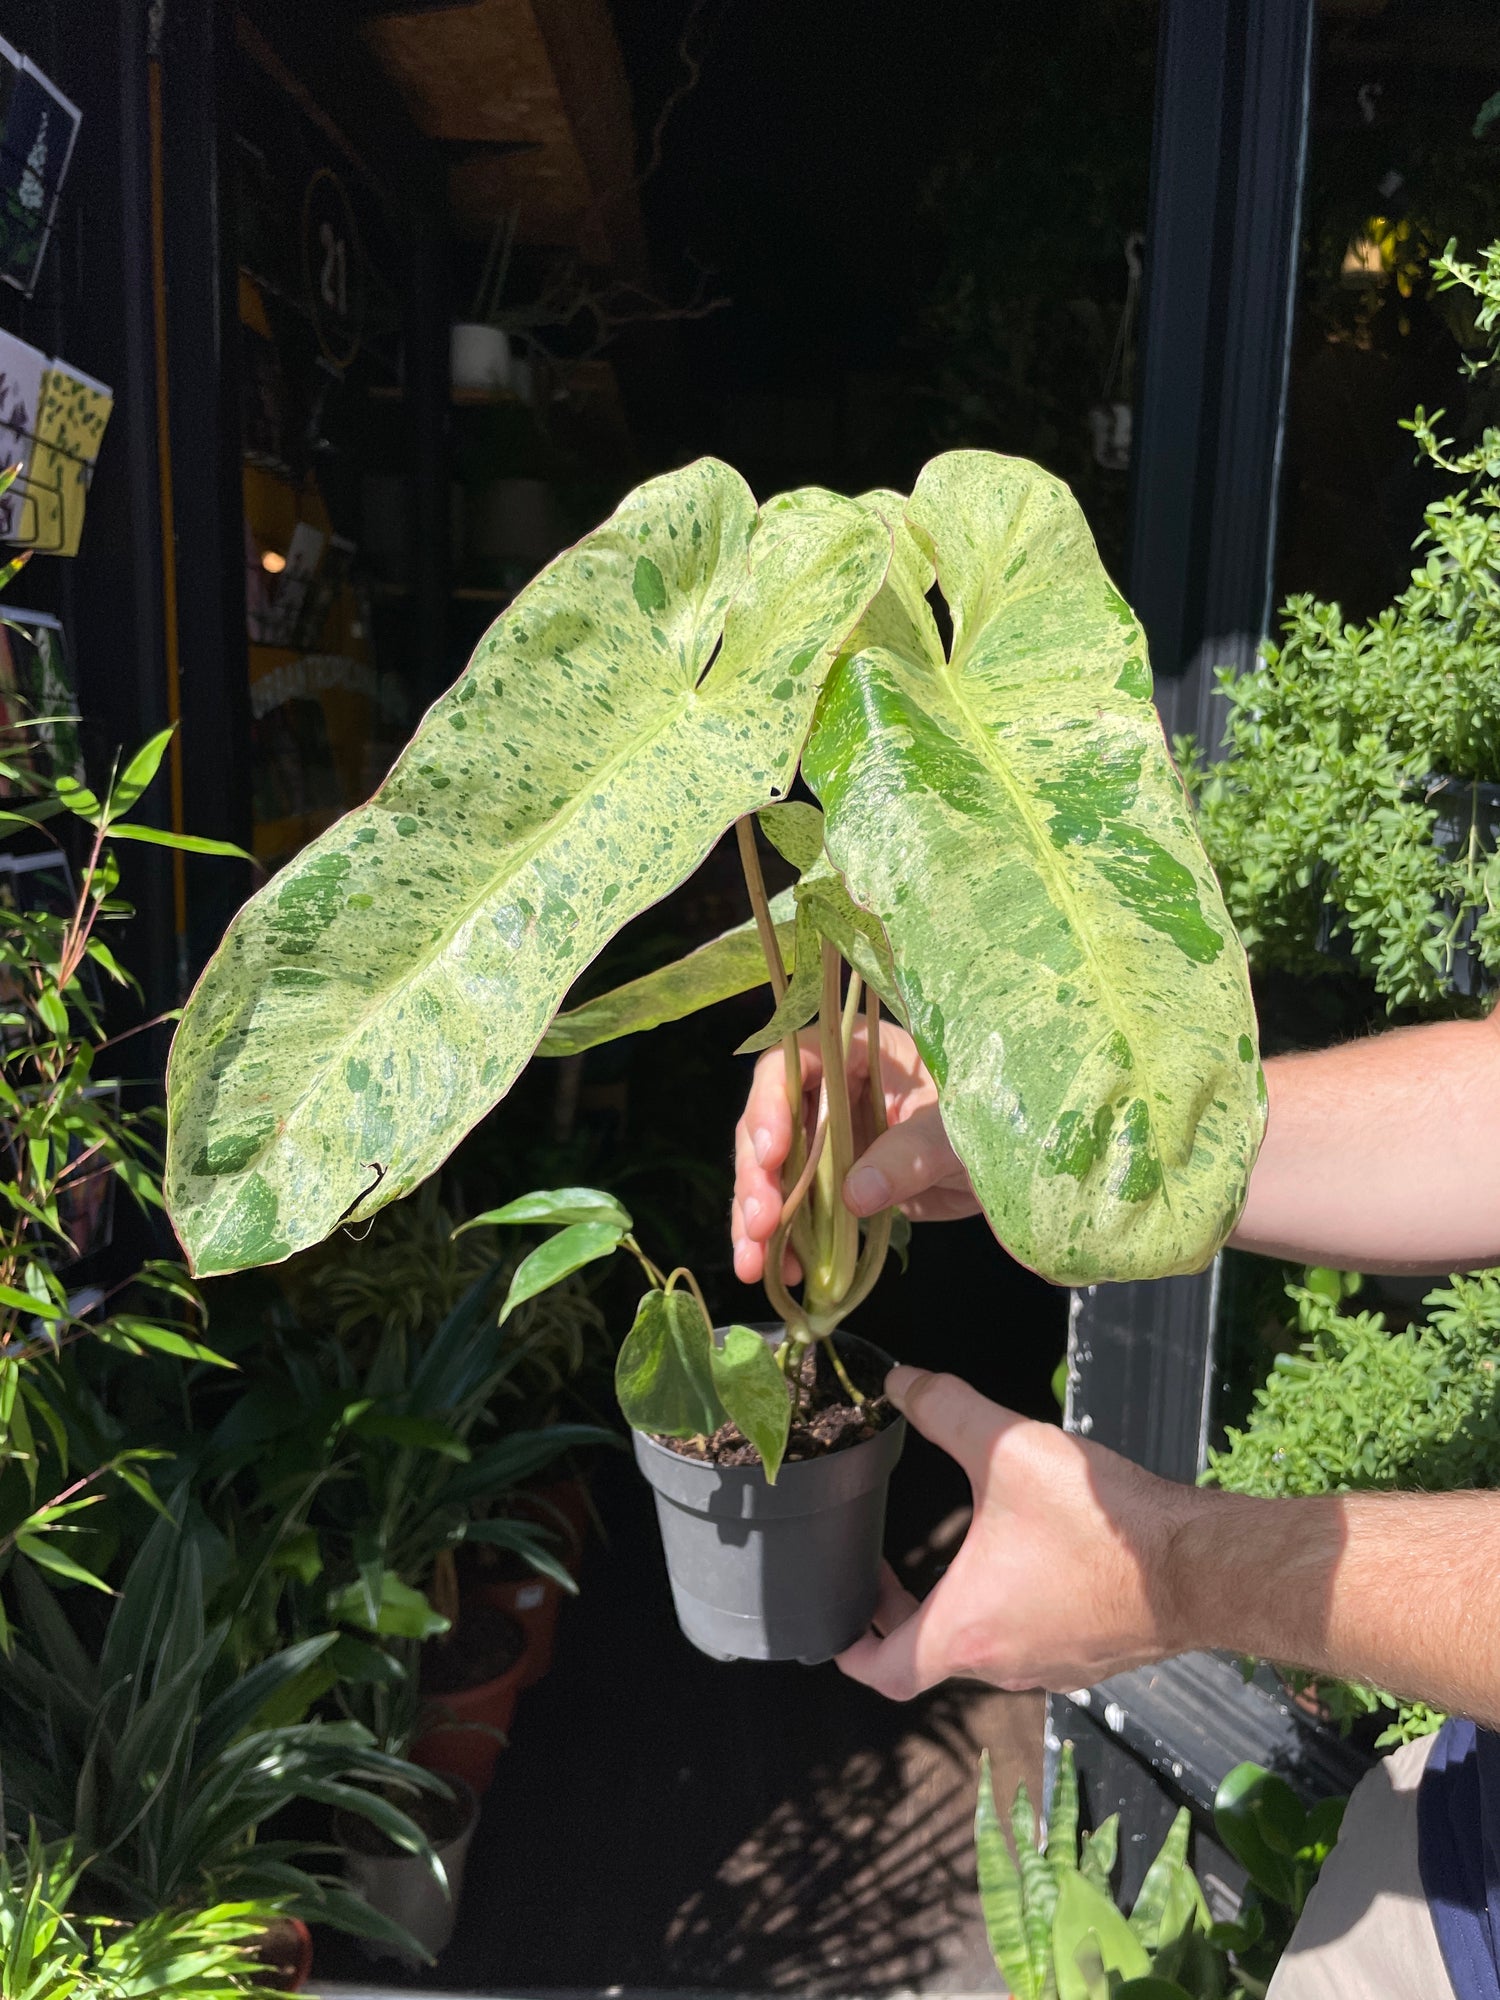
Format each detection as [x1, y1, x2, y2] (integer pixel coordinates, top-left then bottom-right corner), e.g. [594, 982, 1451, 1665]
[0, 40, 82, 299]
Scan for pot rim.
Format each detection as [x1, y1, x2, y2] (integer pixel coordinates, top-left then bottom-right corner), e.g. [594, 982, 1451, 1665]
[633, 1324, 899, 1472]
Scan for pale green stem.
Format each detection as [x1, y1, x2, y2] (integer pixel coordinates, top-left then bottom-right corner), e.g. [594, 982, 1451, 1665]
[821, 1333, 865, 1408]
[760, 1109, 827, 1342]
[841, 968, 863, 1057]
[807, 942, 858, 1312]
[664, 1264, 712, 1329]
[622, 1234, 667, 1290]
[733, 815, 814, 1271]
[804, 985, 894, 1351]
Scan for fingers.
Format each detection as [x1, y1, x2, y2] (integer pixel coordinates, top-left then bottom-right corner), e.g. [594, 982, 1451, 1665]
[836, 1566, 944, 1701]
[885, 1366, 1022, 1484]
[842, 1103, 967, 1217]
[742, 1041, 818, 1178]
[732, 1102, 802, 1285]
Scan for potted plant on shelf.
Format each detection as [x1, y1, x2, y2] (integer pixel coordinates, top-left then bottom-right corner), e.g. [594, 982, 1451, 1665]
[164, 449, 1265, 1659]
[196, 1233, 614, 1789]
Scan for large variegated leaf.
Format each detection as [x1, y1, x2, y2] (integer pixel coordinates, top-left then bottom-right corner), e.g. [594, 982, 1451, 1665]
[805, 452, 1264, 1283]
[539, 890, 796, 1057]
[167, 461, 890, 1274]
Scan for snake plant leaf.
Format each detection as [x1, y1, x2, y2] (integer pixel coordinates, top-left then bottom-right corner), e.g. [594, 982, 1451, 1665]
[708, 1323, 791, 1479]
[975, 1753, 1050, 2000]
[539, 889, 796, 1057]
[1129, 1809, 1204, 1952]
[1079, 1816, 1119, 1896]
[1045, 1741, 1081, 1879]
[805, 450, 1264, 1284]
[1053, 1872, 1151, 2000]
[166, 463, 890, 1275]
[615, 1288, 725, 1439]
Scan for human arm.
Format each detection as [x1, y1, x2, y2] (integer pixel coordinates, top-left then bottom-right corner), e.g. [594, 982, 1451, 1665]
[841, 1366, 1500, 1728]
[1231, 1010, 1500, 1273]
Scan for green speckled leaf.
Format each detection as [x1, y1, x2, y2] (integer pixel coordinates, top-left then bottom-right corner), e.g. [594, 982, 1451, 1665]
[709, 1323, 791, 1478]
[499, 1220, 625, 1321]
[805, 452, 1264, 1283]
[539, 889, 795, 1057]
[615, 1288, 725, 1438]
[167, 461, 890, 1275]
[757, 800, 825, 872]
[735, 898, 824, 1055]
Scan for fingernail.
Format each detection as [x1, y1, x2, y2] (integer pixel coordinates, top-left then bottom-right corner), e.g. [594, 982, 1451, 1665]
[844, 1165, 891, 1214]
[743, 1195, 763, 1228]
[752, 1127, 773, 1165]
[885, 1364, 924, 1409]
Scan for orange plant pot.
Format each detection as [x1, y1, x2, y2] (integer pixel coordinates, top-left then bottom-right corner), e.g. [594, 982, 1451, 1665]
[480, 1571, 562, 1688]
[410, 1607, 527, 1797]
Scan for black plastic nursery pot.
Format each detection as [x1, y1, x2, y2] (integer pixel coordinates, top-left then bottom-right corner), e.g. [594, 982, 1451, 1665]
[633, 1330, 905, 1666]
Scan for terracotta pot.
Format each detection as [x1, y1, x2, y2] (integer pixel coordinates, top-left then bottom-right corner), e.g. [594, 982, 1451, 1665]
[479, 1570, 562, 1688]
[249, 1914, 313, 1990]
[515, 1474, 590, 1579]
[410, 1604, 526, 1796]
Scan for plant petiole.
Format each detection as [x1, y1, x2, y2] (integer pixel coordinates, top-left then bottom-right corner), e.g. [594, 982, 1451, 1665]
[622, 1234, 668, 1291]
[821, 1332, 865, 1407]
[663, 1264, 712, 1330]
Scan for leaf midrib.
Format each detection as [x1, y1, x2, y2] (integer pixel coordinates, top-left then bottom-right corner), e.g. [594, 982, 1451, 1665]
[932, 584, 1182, 1220]
[190, 671, 713, 1231]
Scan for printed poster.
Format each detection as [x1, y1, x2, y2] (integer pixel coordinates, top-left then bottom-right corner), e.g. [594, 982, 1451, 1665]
[0, 41, 81, 298]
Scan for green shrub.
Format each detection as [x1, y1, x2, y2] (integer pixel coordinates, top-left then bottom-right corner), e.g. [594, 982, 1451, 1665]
[1207, 1268, 1500, 1738]
[1194, 238, 1500, 1013]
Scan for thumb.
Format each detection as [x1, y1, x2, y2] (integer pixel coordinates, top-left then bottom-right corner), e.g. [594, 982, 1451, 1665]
[842, 1104, 963, 1216]
[884, 1366, 1020, 1483]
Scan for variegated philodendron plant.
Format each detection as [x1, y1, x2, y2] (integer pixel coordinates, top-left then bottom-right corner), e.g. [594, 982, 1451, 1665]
[164, 450, 1264, 1477]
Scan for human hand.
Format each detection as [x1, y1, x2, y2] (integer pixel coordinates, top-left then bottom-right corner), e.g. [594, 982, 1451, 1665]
[836, 1367, 1195, 1698]
[731, 1019, 979, 1285]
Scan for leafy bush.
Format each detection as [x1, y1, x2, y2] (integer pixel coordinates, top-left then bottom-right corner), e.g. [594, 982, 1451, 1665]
[1195, 238, 1500, 1012]
[0, 713, 247, 1606]
[1208, 1271, 1500, 1499]
[0, 1828, 284, 1998]
[0, 1501, 445, 1952]
[1207, 1267, 1500, 1738]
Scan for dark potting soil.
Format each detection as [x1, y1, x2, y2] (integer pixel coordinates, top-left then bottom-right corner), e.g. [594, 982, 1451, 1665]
[338, 1780, 473, 1857]
[422, 1599, 525, 1696]
[656, 1339, 897, 1468]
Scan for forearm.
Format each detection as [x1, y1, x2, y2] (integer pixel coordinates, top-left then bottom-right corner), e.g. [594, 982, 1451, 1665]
[1232, 1012, 1500, 1273]
[1167, 1486, 1500, 1727]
